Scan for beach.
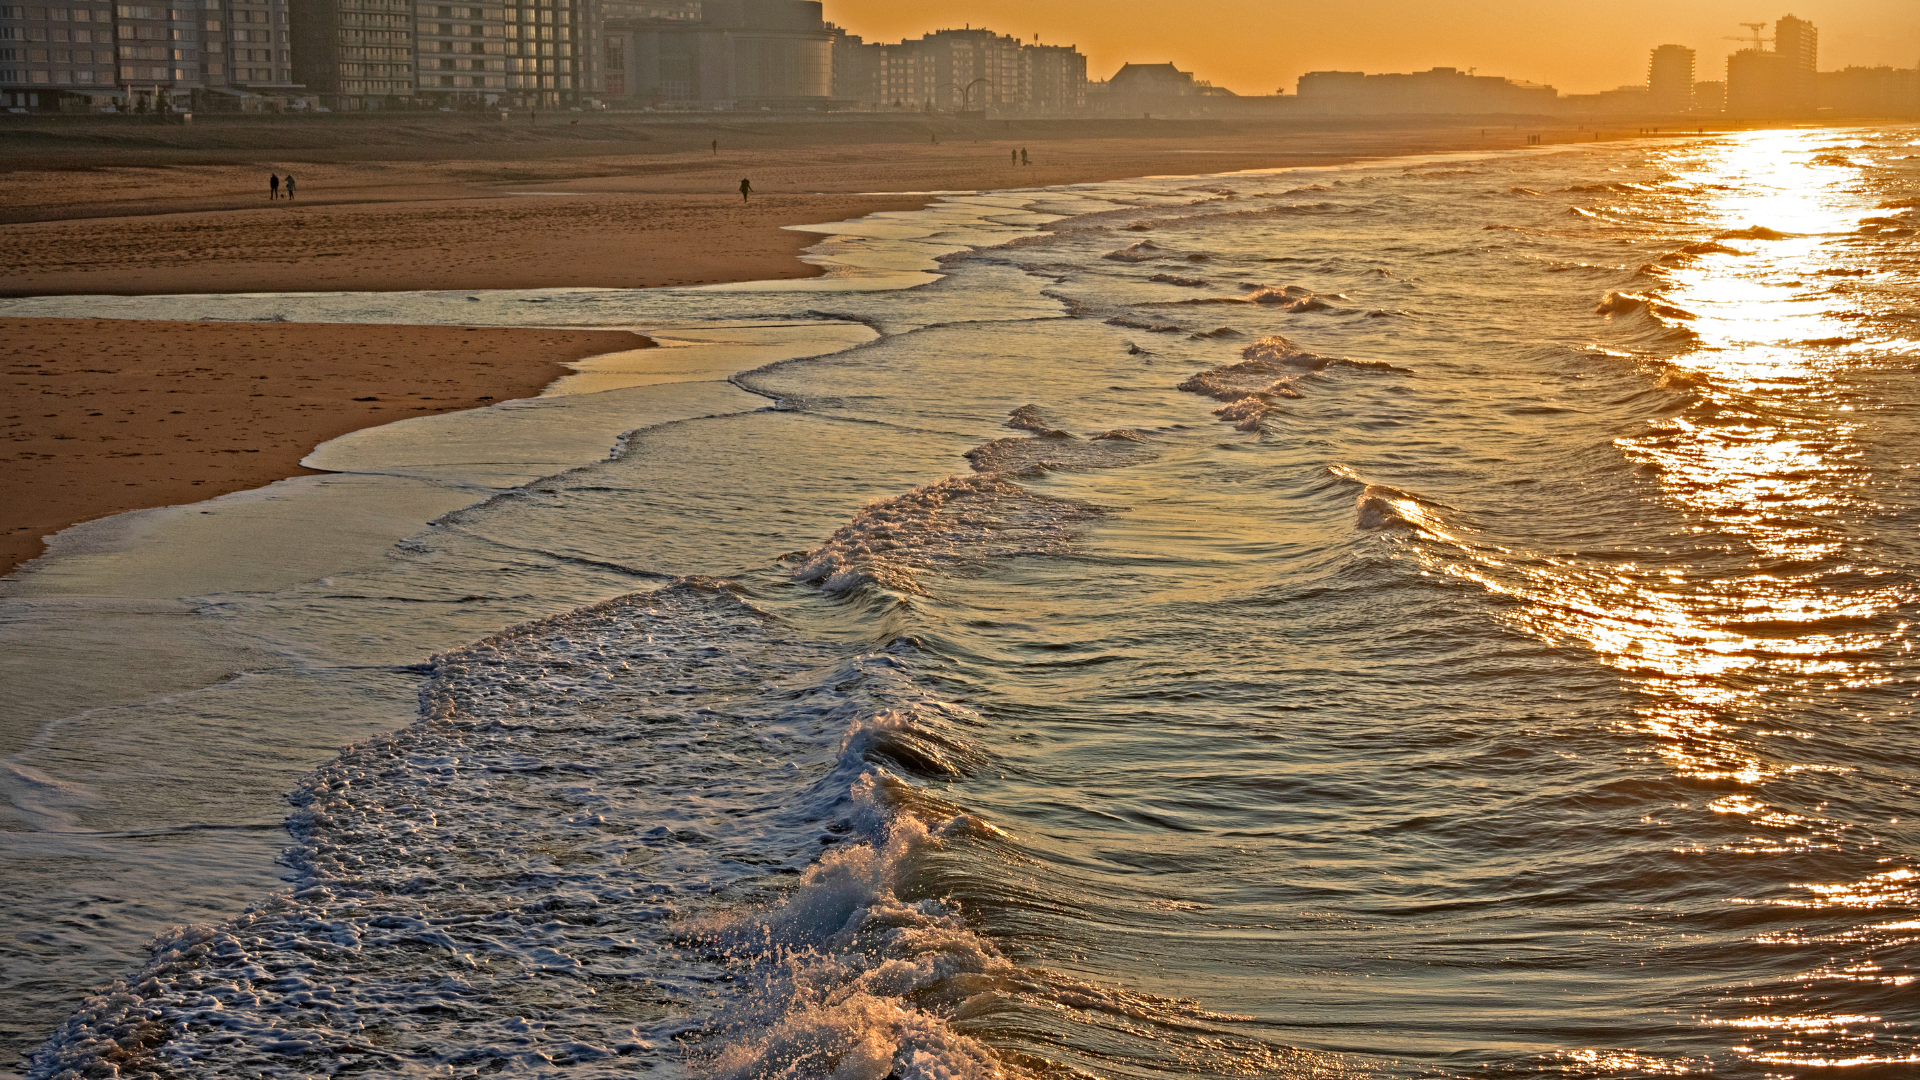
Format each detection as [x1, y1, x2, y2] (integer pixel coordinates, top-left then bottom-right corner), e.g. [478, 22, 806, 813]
[0, 113, 1603, 573]
[9, 117, 1909, 1079]
[1, 319, 652, 574]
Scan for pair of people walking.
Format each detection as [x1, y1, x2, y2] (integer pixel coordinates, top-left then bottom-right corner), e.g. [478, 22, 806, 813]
[268, 172, 296, 200]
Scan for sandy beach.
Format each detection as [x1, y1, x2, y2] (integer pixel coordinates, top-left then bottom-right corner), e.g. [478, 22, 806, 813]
[0, 114, 1670, 296]
[0, 113, 1697, 575]
[1, 319, 651, 574]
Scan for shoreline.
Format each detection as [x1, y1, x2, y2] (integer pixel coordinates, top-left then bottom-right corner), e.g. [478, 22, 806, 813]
[0, 116, 1680, 297]
[1, 319, 653, 575]
[0, 119, 1723, 575]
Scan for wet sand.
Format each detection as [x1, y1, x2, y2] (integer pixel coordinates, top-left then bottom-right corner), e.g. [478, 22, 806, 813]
[2, 318, 651, 574]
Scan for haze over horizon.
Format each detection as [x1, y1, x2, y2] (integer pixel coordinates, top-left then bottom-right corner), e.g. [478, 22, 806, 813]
[829, 0, 1919, 96]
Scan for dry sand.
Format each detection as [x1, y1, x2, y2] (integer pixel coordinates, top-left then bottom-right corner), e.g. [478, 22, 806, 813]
[0, 114, 1698, 575]
[0, 115, 1659, 296]
[2, 318, 651, 573]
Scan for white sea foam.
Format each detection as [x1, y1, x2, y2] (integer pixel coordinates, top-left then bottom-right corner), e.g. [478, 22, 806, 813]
[28, 582, 1020, 1079]
[790, 475, 1103, 596]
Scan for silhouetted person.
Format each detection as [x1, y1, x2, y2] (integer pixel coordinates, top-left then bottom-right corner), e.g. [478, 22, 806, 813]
[269, 172, 279, 200]
[712, 139, 718, 155]
[739, 177, 752, 201]
[283, 173, 295, 199]
[1010, 149, 1017, 166]
[1020, 147, 1029, 166]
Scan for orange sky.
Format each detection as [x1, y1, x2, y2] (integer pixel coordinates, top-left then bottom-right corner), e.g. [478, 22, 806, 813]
[825, 1, 1920, 96]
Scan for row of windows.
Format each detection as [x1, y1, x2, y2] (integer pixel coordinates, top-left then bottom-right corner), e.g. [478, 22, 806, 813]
[4, 26, 109, 40]
[339, 12, 408, 27]
[1, 6, 112, 21]
[336, 28, 407, 42]
[0, 66, 114, 82]
[113, 6, 192, 20]
[3, 46, 109, 60]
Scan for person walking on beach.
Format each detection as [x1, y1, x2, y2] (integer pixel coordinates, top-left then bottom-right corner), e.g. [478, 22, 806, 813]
[739, 177, 752, 202]
[712, 139, 718, 155]
[1010, 148, 1017, 166]
[283, 173, 295, 200]
[1020, 147, 1029, 166]
[268, 172, 280, 200]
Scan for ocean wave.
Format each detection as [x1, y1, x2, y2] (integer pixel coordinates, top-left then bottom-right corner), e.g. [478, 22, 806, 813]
[688, 775, 1016, 1080]
[1174, 336, 1333, 431]
[1101, 241, 1164, 263]
[1106, 315, 1183, 333]
[1595, 290, 1697, 319]
[1325, 465, 1455, 535]
[1144, 284, 1344, 312]
[28, 582, 1015, 1079]
[791, 475, 1104, 596]
[962, 430, 1148, 476]
[1715, 225, 1788, 240]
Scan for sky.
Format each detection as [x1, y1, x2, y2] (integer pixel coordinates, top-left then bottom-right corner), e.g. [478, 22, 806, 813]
[824, 1, 1920, 96]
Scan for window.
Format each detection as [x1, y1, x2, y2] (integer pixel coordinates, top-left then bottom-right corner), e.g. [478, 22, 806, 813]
[116, 4, 156, 16]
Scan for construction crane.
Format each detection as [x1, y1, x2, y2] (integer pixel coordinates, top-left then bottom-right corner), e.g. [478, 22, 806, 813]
[1725, 22, 1771, 49]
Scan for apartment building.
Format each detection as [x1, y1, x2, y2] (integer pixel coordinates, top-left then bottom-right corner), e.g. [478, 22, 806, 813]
[833, 25, 1086, 114]
[1297, 67, 1559, 114]
[1647, 44, 1694, 112]
[2, 0, 294, 112]
[602, 0, 828, 109]
[289, 0, 410, 103]
[0, 1, 119, 108]
[1727, 13, 1818, 116]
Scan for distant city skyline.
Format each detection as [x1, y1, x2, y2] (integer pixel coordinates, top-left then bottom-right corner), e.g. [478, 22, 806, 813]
[826, 0, 1918, 95]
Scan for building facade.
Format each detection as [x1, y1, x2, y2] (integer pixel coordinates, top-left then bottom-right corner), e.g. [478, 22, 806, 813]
[833, 25, 1086, 114]
[1727, 13, 1817, 116]
[602, 0, 828, 109]
[290, 0, 410, 104]
[3, 0, 297, 112]
[1, 0, 121, 109]
[1818, 65, 1920, 116]
[1296, 67, 1559, 114]
[1647, 44, 1693, 112]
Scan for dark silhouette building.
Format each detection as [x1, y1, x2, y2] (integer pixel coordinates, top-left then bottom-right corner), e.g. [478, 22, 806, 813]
[600, 0, 829, 109]
[1726, 14, 1817, 116]
[1297, 67, 1557, 114]
[1647, 44, 1694, 112]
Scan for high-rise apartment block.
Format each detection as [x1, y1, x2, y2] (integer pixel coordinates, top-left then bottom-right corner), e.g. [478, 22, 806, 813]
[295, 0, 588, 106]
[1646, 44, 1693, 112]
[1726, 13, 1817, 115]
[1, 1, 120, 108]
[4, 0, 294, 111]
[832, 25, 1085, 113]
[601, 0, 828, 109]
[289, 0, 411, 101]
[1, 0, 1071, 115]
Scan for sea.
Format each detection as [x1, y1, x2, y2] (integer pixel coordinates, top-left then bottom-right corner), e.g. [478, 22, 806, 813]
[1, 125, 1916, 1079]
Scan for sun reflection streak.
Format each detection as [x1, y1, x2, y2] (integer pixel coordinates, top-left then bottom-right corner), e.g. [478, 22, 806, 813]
[1399, 128, 1920, 1072]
